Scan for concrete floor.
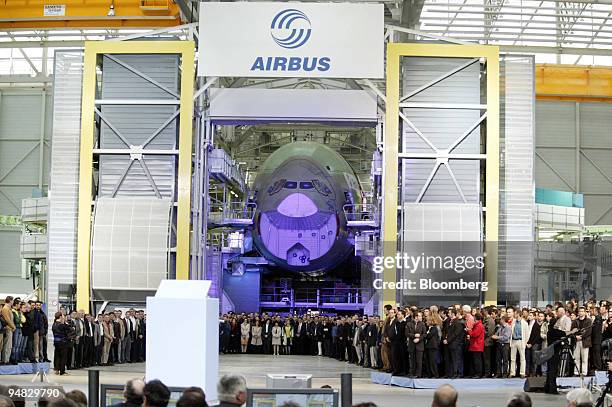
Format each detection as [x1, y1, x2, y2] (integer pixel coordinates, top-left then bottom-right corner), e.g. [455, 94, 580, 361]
[0, 354, 570, 407]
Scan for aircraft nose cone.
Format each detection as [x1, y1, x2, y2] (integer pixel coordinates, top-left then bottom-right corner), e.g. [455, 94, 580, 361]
[277, 192, 318, 217]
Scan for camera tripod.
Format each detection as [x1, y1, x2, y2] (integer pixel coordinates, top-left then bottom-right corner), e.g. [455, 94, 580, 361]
[595, 372, 612, 407]
[558, 339, 588, 389]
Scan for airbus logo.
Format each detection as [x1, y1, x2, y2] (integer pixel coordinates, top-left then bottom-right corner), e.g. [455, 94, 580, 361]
[270, 9, 312, 49]
[250, 8, 331, 73]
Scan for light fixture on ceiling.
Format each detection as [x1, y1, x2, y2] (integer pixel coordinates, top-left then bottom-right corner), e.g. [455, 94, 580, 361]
[108, 0, 115, 16]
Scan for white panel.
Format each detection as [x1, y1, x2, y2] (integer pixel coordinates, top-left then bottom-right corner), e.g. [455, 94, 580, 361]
[198, 2, 384, 78]
[400, 57, 481, 204]
[91, 197, 172, 290]
[47, 51, 83, 316]
[208, 88, 378, 124]
[499, 55, 535, 303]
[146, 280, 219, 402]
[402, 203, 482, 241]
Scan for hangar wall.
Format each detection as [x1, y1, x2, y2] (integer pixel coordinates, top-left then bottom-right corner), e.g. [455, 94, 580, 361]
[536, 101, 612, 225]
[0, 88, 53, 294]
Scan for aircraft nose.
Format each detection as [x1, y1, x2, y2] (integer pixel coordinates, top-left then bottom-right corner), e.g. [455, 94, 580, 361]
[277, 192, 318, 217]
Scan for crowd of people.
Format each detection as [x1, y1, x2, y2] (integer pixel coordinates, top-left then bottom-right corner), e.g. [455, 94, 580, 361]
[51, 307, 147, 375]
[0, 375, 599, 407]
[0, 296, 147, 376]
[0, 296, 50, 365]
[219, 299, 612, 386]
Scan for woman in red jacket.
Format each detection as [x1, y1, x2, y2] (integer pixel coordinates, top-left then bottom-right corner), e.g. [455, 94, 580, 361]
[468, 313, 485, 378]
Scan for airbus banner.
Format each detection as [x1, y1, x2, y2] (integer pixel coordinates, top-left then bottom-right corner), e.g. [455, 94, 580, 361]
[198, 2, 384, 78]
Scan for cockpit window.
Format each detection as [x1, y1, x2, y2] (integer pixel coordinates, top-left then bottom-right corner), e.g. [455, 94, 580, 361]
[284, 181, 298, 189]
[267, 179, 286, 195]
[299, 181, 314, 190]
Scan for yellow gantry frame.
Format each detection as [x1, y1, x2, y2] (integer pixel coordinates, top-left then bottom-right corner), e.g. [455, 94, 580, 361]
[76, 41, 195, 311]
[383, 43, 500, 307]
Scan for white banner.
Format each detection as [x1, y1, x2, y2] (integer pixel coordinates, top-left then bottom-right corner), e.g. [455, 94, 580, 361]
[198, 2, 384, 78]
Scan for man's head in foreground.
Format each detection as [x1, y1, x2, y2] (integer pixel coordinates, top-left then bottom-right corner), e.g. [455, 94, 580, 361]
[217, 375, 247, 406]
[432, 384, 457, 407]
[143, 380, 170, 407]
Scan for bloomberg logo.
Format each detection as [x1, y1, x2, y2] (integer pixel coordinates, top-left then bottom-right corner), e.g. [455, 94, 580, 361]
[250, 8, 331, 74]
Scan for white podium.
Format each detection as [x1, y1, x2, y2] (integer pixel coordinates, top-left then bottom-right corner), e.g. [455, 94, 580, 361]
[146, 280, 219, 402]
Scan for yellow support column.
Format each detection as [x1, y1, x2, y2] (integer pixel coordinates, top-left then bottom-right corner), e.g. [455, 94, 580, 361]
[76, 41, 195, 311]
[175, 44, 195, 280]
[382, 43, 500, 309]
[485, 52, 500, 306]
[75, 46, 97, 312]
[382, 45, 401, 309]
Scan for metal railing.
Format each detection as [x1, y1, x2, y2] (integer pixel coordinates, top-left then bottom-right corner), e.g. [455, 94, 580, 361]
[209, 148, 247, 191]
[260, 287, 369, 306]
[342, 203, 379, 226]
[208, 201, 256, 225]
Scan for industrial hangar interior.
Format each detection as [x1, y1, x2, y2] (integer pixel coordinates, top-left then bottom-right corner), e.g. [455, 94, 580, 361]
[2, 1, 612, 406]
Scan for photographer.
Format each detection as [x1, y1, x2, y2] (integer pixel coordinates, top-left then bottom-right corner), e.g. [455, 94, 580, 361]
[544, 306, 572, 395]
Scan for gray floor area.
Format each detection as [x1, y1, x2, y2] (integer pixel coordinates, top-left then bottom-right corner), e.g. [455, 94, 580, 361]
[0, 354, 571, 407]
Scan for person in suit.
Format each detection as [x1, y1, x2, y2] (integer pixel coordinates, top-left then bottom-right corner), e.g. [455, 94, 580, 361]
[52, 312, 71, 375]
[35, 302, 50, 363]
[444, 309, 465, 378]
[271, 322, 282, 356]
[262, 318, 273, 355]
[294, 318, 305, 356]
[544, 306, 571, 394]
[101, 313, 114, 366]
[240, 318, 250, 354]
[527, 311, 544, 376]
[251, 320, 263, 353]
[483, 307, 497, 378]
[407, 311, 427, 378]
[389, 310, 407, 376]
[93, 315, 103, 366]
[283, 318, 293, 355]
[21, 303, 36, 363]
[322, 319, 332, 357]
[126, 309, 137, 362]
[366, 317, 379, 368]
[121, 310, 132, 363]
[82, 314, 94, 367]
[425, 315, 441, 378]
[572, 306, 592, 376]
[507, 306, 529, 378]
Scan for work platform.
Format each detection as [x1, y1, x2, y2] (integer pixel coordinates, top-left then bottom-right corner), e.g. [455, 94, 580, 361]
[371, 371, 609, 390]
[0, 362, 50, 375]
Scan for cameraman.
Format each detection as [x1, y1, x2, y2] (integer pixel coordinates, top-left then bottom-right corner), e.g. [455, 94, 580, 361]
[545, 306, 572, 395]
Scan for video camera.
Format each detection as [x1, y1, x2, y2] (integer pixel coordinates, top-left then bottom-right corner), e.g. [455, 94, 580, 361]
[603, 339, 612, 364]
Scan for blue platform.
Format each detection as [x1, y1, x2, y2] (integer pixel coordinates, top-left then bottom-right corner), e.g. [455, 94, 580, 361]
[372, 371, 608, 390]
[0, 362, 50, 375]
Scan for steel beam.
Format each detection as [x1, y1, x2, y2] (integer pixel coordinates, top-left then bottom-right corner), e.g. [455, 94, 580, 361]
[384, 43, 499, 307]
[76, 40, 195, 311]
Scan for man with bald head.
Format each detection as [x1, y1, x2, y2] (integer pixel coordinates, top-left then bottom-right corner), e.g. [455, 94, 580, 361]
[110, 378, 145, 407]
[432, 384, 458, 407]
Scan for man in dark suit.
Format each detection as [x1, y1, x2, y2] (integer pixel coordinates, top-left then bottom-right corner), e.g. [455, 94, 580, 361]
[407, 311, 427, 377]
[445, 309, 465, 378]
[294, 318, 306, 355]
[527, 311, 544, 376]
[262, 318, 273, 355]
[366, 317, 379, 368]
[82, 314, 94, 367]
[390, 310, 407, 376]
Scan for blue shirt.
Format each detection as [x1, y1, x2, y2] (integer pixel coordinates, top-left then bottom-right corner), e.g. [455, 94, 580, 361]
[512, 320, 522, 340]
